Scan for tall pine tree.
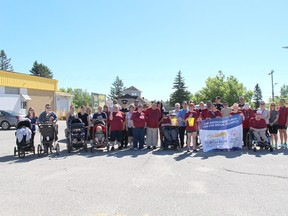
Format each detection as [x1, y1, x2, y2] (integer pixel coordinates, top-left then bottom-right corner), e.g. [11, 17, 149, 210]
[0, 50, 14, 71]
[109, 75, 125, 99]
[169, 70, 191, 106]
[30, 61, 53, 78]
[253, 83, 262, 109]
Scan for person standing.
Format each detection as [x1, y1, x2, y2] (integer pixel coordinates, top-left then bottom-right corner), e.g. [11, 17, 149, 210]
[238, 96, 245, 109]
[184, 103, 200, 152]
[120, 100, 129, 148]
[131, 104, 146, 150]
[206, 104, 222, 119]
[38, 104, 59, 140]
[178, 101, 188, 148]
[25, 107, 38, 146]
[126, 104, 135, 149]
[241, 103, 255, 147]
[77, 106, 89, 142]
[278, 99, 288, 148]
[108, 104, 125, 151]
[214, 96, 224, 111]
[268, 102, 279, 148]
[258, 101, 270, 130]
[145, 101, 161, 149]
[221, 102, 232, 117]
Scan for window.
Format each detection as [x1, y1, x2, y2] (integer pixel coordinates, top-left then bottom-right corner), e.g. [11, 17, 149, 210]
[21, 101, 27, 110]
[5, 87, 20, 95]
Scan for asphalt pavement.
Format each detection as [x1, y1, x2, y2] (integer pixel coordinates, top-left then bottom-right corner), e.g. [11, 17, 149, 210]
[0, 121, 288, 216]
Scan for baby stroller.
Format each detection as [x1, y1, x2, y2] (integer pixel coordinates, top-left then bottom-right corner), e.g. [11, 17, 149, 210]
[246, 130, 273, 152]
[37, 123, 60, 156]
[91, 119, 109, 152]
[162, 125, 179, 150]
[66, 118, 87, 153]
[14, 120, 35, 158]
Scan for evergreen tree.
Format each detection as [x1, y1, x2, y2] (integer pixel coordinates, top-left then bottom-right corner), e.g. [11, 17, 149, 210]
[109, 75, 125, 99]
[169, 70, 191, 106]
[280, 84, 288, 98]
[253, 83, 262, 109]
[30, 61, 53, 78]
[0, 50, 14, 71]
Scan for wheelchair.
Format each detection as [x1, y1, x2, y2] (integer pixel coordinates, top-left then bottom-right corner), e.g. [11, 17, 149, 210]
[246, 129, 273, 152]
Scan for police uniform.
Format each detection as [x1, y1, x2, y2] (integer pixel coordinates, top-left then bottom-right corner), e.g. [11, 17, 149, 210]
[120, 100, 129, 148]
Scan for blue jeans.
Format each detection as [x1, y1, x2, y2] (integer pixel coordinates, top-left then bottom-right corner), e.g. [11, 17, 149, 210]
[133, 128, 145, 149]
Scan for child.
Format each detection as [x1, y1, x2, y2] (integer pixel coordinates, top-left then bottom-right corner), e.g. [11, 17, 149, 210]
[94, 126, 105, 144]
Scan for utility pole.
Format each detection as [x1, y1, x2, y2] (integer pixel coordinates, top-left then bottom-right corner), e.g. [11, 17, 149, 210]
[268, 70, 275, 101]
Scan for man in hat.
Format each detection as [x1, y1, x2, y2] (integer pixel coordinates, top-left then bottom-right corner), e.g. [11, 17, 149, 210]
[120, 100, 129, 148]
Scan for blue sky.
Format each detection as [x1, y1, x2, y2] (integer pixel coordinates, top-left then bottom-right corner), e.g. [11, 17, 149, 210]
[1, 0, 288, 102]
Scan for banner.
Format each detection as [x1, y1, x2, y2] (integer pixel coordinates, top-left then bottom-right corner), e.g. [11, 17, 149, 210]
[91, 93, 106, 112]
[199, 115, 243, 152]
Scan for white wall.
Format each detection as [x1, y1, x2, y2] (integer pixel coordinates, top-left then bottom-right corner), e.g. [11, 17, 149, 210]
[0, 94, 21, 113]
[0, 86, 4, 94]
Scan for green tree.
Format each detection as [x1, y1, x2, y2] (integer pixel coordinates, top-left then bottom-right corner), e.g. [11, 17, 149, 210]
[60, 87, 91, 109]
[280, 84, 288, 98]
[169, 70, 191, 106]
[252, 83, 262, 109]
[109, 75, 125, 99]
[192, 71, 253, 106]
[30, 61, 53, 78]
[0, 50, 14, 71]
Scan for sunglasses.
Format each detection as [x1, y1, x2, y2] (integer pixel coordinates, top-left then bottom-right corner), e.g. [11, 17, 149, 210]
[271, 105, 275, 106]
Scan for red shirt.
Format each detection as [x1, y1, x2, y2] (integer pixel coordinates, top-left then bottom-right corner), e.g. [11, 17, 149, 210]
[184, 111, 199, 131]
[278, 106, 288, 125]
[230, 111, 242, 116]
[108, 111, 124, 131]
[206, 110, 222, 119]
[201, 108, 209, 120]
[249, 117, 267, 129]
[145, 107, 161, 128]
[241, 108, 255, 129]
[131, 111, 146, 128]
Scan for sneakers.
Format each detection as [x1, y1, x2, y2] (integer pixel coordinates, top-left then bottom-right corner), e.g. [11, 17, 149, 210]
[153, 146, 157, 150]
[147, 146, 151, 149]
[133, 148, 138, 151]
[118, 146, 123, 150]
[193, 149, 199, 153]
[110, 147, 115, 151]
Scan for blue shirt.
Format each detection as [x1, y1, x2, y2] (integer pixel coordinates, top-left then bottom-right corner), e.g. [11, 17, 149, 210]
[38, 111, 58, 123]
[178, 108, 188, 127]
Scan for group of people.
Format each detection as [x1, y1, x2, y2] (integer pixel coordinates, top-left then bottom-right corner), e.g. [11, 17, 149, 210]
[23, 96, 288, 153]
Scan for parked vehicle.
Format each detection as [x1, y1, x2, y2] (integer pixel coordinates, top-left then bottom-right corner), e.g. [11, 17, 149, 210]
[0, 110, 25, 130]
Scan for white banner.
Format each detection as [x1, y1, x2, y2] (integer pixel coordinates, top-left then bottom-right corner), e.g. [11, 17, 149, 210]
[199, 115, 243, 152]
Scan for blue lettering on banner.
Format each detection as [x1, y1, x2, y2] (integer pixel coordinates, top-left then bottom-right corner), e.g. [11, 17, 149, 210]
[200, 115, 242, 130]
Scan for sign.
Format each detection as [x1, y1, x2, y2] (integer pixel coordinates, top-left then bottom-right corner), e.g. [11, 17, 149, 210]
[91, 93, 106, 111]
[199, 115, 243, 152]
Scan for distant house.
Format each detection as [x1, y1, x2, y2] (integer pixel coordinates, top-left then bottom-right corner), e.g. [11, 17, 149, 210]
[118, 86, 149, 106]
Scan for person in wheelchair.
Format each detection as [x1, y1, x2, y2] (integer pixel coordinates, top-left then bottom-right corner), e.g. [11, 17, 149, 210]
[249, 109, 269, 145]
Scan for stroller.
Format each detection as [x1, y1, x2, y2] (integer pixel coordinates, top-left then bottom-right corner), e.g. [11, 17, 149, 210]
[246, 130, 273, 152]
[90, 119, 109, 152]
[14, 120, 35, 158]
[162, 125, 179, 150]
[66, 118, 87, 153]
[37, 123, 60, 156]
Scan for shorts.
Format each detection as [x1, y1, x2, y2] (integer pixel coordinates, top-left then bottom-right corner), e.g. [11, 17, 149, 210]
[278, 125, 287, 130]
[110, 130, 122, 142]
[268, 125, 278, 134]
[186, 130, 197, 133]
[127, 127, 133, 136]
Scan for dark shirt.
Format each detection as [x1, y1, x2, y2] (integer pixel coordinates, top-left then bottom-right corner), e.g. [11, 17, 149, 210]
[78, 112, 89, 126]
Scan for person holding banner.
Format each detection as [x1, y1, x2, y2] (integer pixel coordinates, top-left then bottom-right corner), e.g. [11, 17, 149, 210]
[230, 103, 244, 120]
[184, 103, 200, 152]
[241, 103, 255, 147]
[206, 104, 222, 119]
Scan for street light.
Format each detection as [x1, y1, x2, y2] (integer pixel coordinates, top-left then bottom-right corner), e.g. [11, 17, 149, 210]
[268, 70, 275, 101]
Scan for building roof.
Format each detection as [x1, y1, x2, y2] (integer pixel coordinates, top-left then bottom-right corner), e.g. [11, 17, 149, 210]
[55, 91, 74, 97]
[125, 86, 142, 92]
[0, 70, 58, 92]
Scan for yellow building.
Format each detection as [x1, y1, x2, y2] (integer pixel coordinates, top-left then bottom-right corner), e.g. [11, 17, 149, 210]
[0, 70, 73, 118]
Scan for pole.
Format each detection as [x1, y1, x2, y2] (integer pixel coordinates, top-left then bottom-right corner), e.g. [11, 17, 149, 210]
[268, 70, 274, 101]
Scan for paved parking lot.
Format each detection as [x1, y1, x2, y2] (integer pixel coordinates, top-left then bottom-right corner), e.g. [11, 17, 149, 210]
[0, 121, 288, 216]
